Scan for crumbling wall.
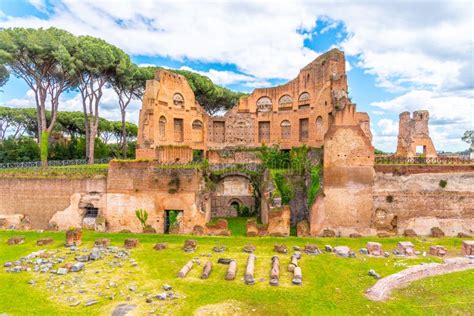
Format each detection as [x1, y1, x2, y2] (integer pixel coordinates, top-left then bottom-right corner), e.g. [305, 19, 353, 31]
[373, 169, 474, 236]
[0, 178, 106, 229]
[395, 110, 437, 158]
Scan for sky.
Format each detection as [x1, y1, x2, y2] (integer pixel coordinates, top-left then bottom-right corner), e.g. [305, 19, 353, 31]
[0, 0, 472, 152]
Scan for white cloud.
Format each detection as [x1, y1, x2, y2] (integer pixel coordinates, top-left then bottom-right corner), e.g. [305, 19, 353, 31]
[179, 66, 256, 86]
[372, 90, 473, 152]
[377, 118, 398, 136]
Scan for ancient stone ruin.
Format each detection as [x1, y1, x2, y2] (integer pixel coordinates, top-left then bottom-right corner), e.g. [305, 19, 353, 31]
[395, 110, 437, 158]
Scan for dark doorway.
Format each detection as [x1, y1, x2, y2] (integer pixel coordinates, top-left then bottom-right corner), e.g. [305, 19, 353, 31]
[164, 210, 182, 234]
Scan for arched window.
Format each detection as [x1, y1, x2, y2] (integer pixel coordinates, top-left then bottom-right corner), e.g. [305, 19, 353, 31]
[298, 92, 310, 102]
[280, 120, 291, 140]
[316, 116, 323, 133]
[256, 96, 272, 112]
[192, 120, 203, 142]
[278, 95, 293, 109]
[159, 116, 166, 140]
[173, 93, 184, 108]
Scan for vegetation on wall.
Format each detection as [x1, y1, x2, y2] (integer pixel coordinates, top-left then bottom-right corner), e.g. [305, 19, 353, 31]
[307, 163, 322, 208]
[271, 170, 294, 205]
[439, 179, 448, 188]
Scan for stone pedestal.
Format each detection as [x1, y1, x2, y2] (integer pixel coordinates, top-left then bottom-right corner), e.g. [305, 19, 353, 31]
[124, 238, 139, 249]
[65, 229, 82, 247]
[429, 245, 447, 257]
[397, 241, 415, 256]
[367, 242, 383, 256]
[462, 240, 474, 256]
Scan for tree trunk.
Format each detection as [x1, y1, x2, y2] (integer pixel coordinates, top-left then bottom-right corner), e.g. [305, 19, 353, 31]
[121, 109, 127, 158]
[88, 121, 98, 164]
[39, 130, 49, 168]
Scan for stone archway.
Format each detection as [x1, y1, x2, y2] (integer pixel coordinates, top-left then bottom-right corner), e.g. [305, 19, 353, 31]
[211, 174, 255, 217]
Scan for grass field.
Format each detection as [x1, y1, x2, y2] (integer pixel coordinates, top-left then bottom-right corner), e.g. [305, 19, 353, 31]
[0, 223, 473, 315]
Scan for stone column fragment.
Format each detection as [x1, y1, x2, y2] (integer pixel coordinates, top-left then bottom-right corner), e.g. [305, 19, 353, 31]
[270, 256, 280, 286]
[177, 259, 194, 278]
[245, 254, 256, 285]
[292, 266, 302, 285]
[225, 260, 237, 280]
[201, 261, 212, 279]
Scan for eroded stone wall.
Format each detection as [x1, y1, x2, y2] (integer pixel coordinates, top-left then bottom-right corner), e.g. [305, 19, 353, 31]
[373, 169, 474, 236]
[0, 178, 106, 229]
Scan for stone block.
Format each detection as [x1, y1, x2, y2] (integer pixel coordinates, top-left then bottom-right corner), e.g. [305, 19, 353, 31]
[321, 229, 336, 237]
[7, 236, 25, 245]
[124, 238, 139, 249]
[296, 220, 310, 237]
[367, 242, 383, 256]
[65, 228, 82, 247]
[462, 240, 474, 256]
[94, 238, 110, 247]
[431, 227, 445, 238]
[404, 229, 417, 237]
[397, 241, 415, 256]
[429, 245, 447, 257]
[334, 246, 351, 257]
[36, 238, 53, 246]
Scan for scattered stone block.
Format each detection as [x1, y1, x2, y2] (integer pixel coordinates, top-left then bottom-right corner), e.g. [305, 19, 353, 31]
[95, 238, 110, 247]
[163, 284, 172, 291]
[367, 242, 383, 256]
[177, 259, 194, 278]
[90, 248, 101, 260]
[65, 228, 82, 247]
[288, 255, 298, 272]
[462, 240, 474, 256]
[274, 244, 288, 254]
[404, 229, 417, 237]
[57, 268, 68, 275]
[296, 220, 310, 237]
[349, 233, 362, 238]
[293, 251, 302, 259]
[292, 266, 302, 285]
[124, 239, 139, 249]
[212, 246, 226, 253]
[368, 269, 380, 279]
[396, 241, 415, 256]
[243, 244, 256, 253]
[244, 254, 256, 285]
[359, 248, 368, 255]
[71, 262, 84, 272]
[383, 252, 390, 258]
[431, 227, 445, 238]
[270, 256, 279, 286]
[225, 260, 237, 280]
[458, 232, 472, 238]
[217, 258, 233, 265]
[429, 245, 447, 257]
[377, 232, 391, 238]
[75, 255, 89, 262]
[153, 243, 167, 251]
[324, 245, 333, 252]
[183, 240, 197, 253]
[36, 238, 53, 246]
[192, 225, 205, 236]
[304, 244, 321, 255]
[334, 246, 351, 257]
[321, 229, 336, 237]
[201, 261, 212, 279]
[7, 236, 25, 245]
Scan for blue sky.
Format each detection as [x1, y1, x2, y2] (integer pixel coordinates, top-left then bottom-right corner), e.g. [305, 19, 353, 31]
[0, 0, 472, 152]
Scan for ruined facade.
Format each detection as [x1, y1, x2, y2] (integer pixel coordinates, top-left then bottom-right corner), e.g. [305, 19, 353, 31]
[1, 48, 472, 237]
[395, 110, 437, 158]
[137, 49, 352, 159]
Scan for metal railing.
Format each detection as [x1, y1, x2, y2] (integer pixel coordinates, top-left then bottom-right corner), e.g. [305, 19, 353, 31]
[375, 156, 473, 165]
[0, 158, 111, 169]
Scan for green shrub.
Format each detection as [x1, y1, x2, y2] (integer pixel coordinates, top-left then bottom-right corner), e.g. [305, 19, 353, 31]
[439, 179, 448, 188]
[272, 171, 293, 205]
[307, 164, 321, 207]
[135, 209, 148, 229]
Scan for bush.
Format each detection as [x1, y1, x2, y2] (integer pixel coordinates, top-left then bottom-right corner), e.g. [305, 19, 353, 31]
[439, 179, 447, 188]
[272, 171, 293, 205]
[307, 164, 321, 207]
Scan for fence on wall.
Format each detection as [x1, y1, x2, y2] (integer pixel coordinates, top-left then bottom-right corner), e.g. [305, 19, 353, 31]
[0, 158, 111, 169]
[375, 156, 473, 165]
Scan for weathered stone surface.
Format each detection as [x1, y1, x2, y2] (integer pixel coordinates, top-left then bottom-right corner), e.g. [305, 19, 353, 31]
[349, 233, 362, 238]
[274, 244, 288, 254]
[225, 260, 237, 280]
[304, 244, 321, 255]
[458, 232, 472, 238]
[7, 236, 25, 245]
[244, 254, 256, 285]
[183, 240, 197, 253]
[396, 241, 415, 256]
[65, 229, 82, 247]
[321, 229, 336, 237]
[36, 238, 53, 246]
[403, 229, 418, 237]
[111, 304, 137, 316]
[429, 245, 447, 257]
[296, 220, 310, 237]
[270, 256, 279, 286]
[177, 260, 194, 278]
[334, 246, 351, 257]
[124, 239, 139, 249]
[395, 110, 437, 158]
[288, 255, 298, 272]
[243, 244, 256, 253]
[366, 257, 474, 301]
[217, 258, 232, 265]
[153, 243, 167, 251]
[71, 262, 84, 272]
[368, 269, 380, 279]
[367, 242, 383, 256]
[94, 238, 110, 247]
[463, 240, 474, 256]
[431, 227, 445, 238]
[201, 261, 212, 279]
[212, 246, 226, 253]
[292, 266, 302, 285]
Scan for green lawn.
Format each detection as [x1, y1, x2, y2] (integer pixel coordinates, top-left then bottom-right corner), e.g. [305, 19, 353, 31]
[0, 229, 472, 315]
[0, 164, 108, 179]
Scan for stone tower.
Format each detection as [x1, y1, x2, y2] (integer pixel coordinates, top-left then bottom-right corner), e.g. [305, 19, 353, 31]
[395, 110, 437, 158]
